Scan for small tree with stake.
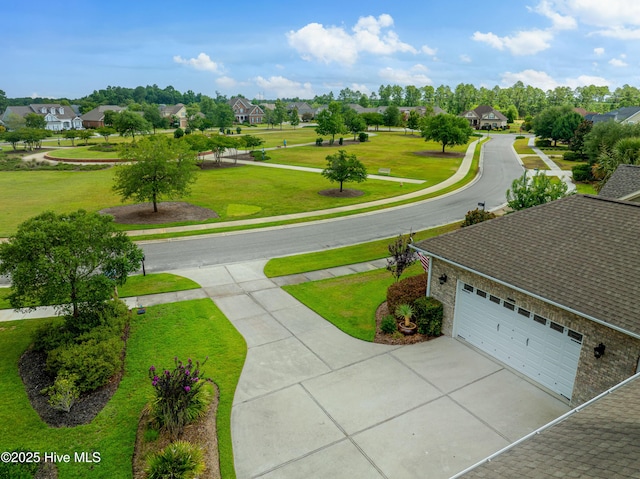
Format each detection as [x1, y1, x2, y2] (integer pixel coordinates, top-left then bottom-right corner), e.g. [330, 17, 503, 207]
[386, 231, 417, 282]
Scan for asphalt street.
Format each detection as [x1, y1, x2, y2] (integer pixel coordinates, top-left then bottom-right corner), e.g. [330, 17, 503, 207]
[140, 134, 524, 273]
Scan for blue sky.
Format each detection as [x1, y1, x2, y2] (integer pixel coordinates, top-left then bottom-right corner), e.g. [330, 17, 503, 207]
[4, 0, 640, 99]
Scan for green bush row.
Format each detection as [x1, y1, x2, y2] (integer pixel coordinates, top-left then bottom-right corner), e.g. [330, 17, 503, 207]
[413, 296, 443, 336]
[572, 163, 594, 182]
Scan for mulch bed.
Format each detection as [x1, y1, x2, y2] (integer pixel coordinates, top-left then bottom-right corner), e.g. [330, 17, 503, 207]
[374, 301, 433, 345]
[99, 202, 219, 225]
[318, 188, 364, 198]
[132, 385, 221, 479]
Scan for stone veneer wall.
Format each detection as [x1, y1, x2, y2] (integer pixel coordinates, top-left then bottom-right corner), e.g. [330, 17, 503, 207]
[427, 260, 640, 406]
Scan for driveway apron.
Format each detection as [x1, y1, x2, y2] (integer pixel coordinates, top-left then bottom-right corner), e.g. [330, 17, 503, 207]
[170, 261, 570, 479]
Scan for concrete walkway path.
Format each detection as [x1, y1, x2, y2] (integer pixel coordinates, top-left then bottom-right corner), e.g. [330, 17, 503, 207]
[526, 138, 575, 192]
[0, 260, 569, 478]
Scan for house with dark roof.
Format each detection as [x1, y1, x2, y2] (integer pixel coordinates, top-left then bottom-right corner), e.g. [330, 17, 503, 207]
[460, 106, 508, 130]
[412, 195, 640, 406]
[80, 105, 125, 129]
[159, 103, 188, 128]
[229, 97, 264, 124]
[585, 106, 640, 124]
[1, 104, 83, 131]
[599, 164, 640, 201]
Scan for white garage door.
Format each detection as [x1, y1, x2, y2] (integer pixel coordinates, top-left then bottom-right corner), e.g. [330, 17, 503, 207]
[454, 281, 582, 400]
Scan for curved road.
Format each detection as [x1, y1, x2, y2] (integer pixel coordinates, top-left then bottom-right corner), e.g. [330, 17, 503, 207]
[141, 134, 524, 273]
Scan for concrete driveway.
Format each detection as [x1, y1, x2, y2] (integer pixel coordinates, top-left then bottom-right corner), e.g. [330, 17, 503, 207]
[176, 261, 569, 479]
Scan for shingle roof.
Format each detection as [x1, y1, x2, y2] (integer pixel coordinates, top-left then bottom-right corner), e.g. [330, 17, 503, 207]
[413, 195, 640, 336]
[599, 164, 640, 200]
[80, 105, 124, 122]
[459, 375, 640, 478]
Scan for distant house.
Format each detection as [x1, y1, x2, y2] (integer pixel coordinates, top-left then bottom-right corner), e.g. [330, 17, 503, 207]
[287, 101, 315, 120]
[230, 97, 264, 124]
[412, 194, 640, 407]
[460, 105, 508, 130]
[598, 164, 640, 202]
[585, 106, 640, 124]
[1, 104, 83, 131]
[81, 105, 125, 129]
[159, 104, 188, 128]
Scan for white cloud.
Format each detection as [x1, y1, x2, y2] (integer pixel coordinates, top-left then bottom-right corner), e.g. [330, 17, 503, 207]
[173, 53, 222, 73]
[472, 29, 553, 55]
[594, 47, 605, 55]
[254, 76, 315, 98]
[421, 44, 437, 56]
[378, 64, 432, 85]
[531, 0, 577, 30]
[609, 57, 628, 67]
[545, 1, 640, 36]
[594, 27, 640, 39]
[460, 54, 472, 63]
[350, 83, 371, 94]
[501, 69, 610, 90]
[287, 14, 417, 65]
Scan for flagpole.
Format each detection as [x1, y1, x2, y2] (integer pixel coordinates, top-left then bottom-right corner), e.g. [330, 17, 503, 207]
[426, 255, 433, 298]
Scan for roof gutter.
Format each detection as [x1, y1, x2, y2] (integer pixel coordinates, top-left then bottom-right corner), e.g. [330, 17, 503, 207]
[448, 370, 640, 479]
[410, 245, 640, 341]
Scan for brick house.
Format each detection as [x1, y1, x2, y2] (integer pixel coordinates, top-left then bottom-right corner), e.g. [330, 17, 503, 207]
[412, 195, 640, 406]
[229, 97, 264, 124]
[80, 105, 125, 129]
[460, 105, 508, 130]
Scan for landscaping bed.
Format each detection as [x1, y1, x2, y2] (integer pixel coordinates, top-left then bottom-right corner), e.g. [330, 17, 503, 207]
[100, 202, 219, 225]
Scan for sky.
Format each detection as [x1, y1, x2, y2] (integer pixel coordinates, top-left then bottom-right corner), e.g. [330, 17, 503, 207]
[4, 0, 640, 100]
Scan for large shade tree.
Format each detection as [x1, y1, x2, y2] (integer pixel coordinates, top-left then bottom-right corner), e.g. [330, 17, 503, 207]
[113, 135, 198, 212]
[0, 210, 143, 319]
[321, 149, 368, 192]
[420, 113, 473, 153]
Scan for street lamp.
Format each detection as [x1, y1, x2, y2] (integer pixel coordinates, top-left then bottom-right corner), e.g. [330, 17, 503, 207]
[141, 255, 146, 276]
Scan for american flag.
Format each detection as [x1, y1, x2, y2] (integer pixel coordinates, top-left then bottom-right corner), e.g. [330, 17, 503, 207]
[416, 252, 430, 273]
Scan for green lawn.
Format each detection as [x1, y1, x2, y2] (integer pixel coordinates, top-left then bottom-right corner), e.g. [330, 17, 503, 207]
[46, 147, 121, 160]
[264, 222, 460, 277]
[553, 158, 588, 171]
[514, 137, 534, 154]
[575, 182, 597, 195]
[0, 299, 246, 479]
[520, 155, 549, 170]
[0, 133, 481, 238]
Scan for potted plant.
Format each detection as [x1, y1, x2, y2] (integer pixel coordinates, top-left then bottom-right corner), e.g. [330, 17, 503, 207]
[396, 303, 417, 335]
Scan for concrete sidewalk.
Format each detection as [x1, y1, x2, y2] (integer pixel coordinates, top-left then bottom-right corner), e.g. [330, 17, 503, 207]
[526, 137, 575, 192]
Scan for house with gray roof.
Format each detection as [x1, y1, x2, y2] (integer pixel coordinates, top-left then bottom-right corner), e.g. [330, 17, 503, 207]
[230, 97, 264, 125]
[599, 164, 640, 201]
[80, 105, 125, 129]
[460, 105, 508, 130]
[1, 104, 83, 131]
[586, 106, 640, 124]
[412, 195, 640, 406]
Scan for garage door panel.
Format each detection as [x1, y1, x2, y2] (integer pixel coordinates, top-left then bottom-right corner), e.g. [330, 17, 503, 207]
[454, 281, 582, 400]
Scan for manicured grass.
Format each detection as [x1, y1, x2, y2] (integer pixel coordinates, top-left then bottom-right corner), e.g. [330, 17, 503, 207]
[553, 158, 588, 171]
[118, 273, 200, 297]
[264, 222, 460, 277]
[514, 137, 534, 155]
[520, 155, 549, 170]
[575, 182, 597, 195]
[265, 132, 466, 181]
[0, 288, 10, 309]
[0, 299, 246, 479]
[46, 147, 121, 160]
[283, 269, 393, 341]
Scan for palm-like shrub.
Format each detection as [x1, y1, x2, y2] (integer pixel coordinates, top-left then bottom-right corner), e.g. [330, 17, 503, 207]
[395, 303, 414, 327]
[145, 440, 205, 479]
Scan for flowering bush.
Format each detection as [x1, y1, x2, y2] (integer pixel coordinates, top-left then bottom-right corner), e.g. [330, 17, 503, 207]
[148, 357, 210, 439]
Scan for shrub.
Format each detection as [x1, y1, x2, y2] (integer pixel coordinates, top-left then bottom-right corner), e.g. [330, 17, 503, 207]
[46, 337, 123, 393]
[386, 274, 427, 314]
[461, 208, 496, 227]
[174, 128, 184, 139]
[315, 137, 323, 146]
[42, 373, 79, 413]
[32, 318, 74, 352]
[338, 137, 343, 145]
[380, 315, 397, 334]
[515, 135, 525, 139]
[145, 440, 205, 479]
[386, 232, 416, 282]
[413, 296, 443, 336]
[563, 151, 582, 161]
[148, 357, 211, 439]
[358, 132, 369, 142]
[236, 127, 241, 134]
[572, 163, 593, 182]
[88, 144, 117, 152]
[184, 128, 192, 135]
[534, 138, 552, 147]
[65, 299, 129, 335]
